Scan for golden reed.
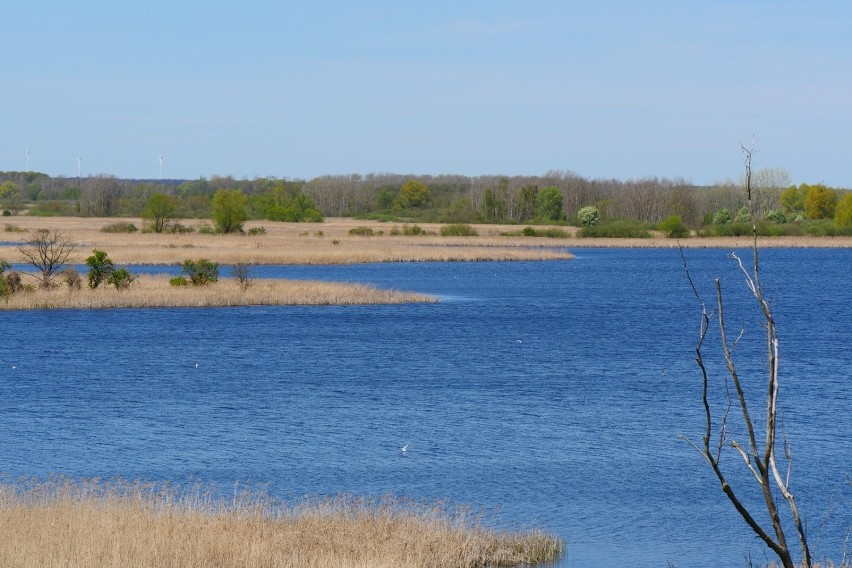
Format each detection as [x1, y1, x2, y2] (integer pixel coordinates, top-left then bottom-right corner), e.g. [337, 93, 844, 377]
[0, 477, 565, 568]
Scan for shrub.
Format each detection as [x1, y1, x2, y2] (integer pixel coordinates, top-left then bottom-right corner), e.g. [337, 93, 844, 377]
[577, 206, 601, 226]
[577, 220, 652, 238]
[522, 226, 536, 237]
[165, 222, 194, 234]
[232, 263, 252, 290]
[247, 226, 266, 236]
[197, 223, 215, 234]
[836, 193, 852, 228]
[4, 223, 25, 232]
[734, 207, 751, 223]
[315, 230, 324, 237]
[349, 226, 375, 236]
[212, 188, 248, 233]
[100, 222, 138, 233]
[658, 215, 690, 238]
[402, 224, 425, 236]
[331, 239, 340, 245]
[764, 210, 788, 224]
[1, 210, 9, 216]
[107, 267, 135, 290]
[62, 268, 82, 290]
[182, 258, 219, 285]
[85, 249, 114, 289]
[440, 224, 478, 237]
[713, 208, 732, 225]
[169, 276, 189, 286]
[389, 226, 401, 236]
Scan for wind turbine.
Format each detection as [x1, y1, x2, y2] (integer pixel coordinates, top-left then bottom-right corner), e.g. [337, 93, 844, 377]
[76, 156, 83, 178]
[26, 147, 30, 172]
[158, 153, 164, 181]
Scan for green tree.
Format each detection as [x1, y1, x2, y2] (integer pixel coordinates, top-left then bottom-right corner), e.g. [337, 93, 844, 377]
[85, 249, 114, 289]
[518, 185, 539, 221]
[734, 206, 751, 223]
[142, 193, 177, 232]
[780, 185, 805, 214]
[212, 189, 248, 233]
[713, 208, 732, 225]
[803, 184, 837, 219]
[835, 193, 852, 227]
[577, 205, 601, 226]
[535, 186, 565, 221]
[400, 180, 430, 208]
[658, 215, 690, 238]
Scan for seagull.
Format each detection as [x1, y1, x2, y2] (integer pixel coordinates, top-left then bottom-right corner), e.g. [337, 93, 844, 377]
[400, 444, 408, 453]
[195, 363, 199, 369]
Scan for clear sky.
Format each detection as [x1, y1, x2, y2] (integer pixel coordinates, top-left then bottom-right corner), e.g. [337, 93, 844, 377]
[2, 1, 850, 186]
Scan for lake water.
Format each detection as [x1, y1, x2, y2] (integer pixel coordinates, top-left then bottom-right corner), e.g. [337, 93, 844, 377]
[1, 248, 849, 567]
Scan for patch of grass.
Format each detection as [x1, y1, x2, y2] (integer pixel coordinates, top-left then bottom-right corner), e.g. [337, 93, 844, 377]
[440, 223, 479, 236]
[502, 226, 569, 238]
[349, 226, 375, 236]
[247, 226, 266, 236]
[577, 220, 652, 238]
[4, 223, 26, 232]
[100, 222, 139, 233]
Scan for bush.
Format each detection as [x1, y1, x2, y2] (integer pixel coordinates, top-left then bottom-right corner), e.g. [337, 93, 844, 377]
[165, 222, 194, 234]
[764, 210, 788, 224]
[182, 259, 219, 285]
[85, 249, 115, 289]
[577, 206, 601, 226]
[62, 268, 82, 290]
[734, 207, 751, 223]
[4, 223, 25, 232]
[658, 215, 690, 238]
[197, 223, 215, 234]
[247, 226, 266, 236]
[402, 224, 425, 236]
[349, 226, 375, 236]
[107, 267, 135, 290]
[169, 276, 189, 286]
[232, 263, 252, 290]
[100, 222, 138, 233]
[440, 224, 478, 237]
[577, 220, 652, 238]
[1, 210, 10, 216]
[713, 208, 732, 225]
[522, 226, 536, 237]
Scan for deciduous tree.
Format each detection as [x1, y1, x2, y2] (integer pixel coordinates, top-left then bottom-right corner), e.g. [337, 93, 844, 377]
[212, 189, 248, 233]
[18, 229, 76, 288]
[803, 184, 837, 219]
[142, 193, 177, 232]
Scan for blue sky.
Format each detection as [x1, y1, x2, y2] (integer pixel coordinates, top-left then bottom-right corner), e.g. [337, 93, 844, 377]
[2, 1, 850, 185]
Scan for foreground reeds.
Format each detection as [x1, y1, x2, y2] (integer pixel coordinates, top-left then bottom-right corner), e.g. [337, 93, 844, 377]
[0, 477, 564, 568]
[0, 274, 436, 310]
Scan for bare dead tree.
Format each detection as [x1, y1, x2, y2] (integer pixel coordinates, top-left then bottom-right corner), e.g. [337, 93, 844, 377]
[18, 229, 77, 288]
[680, 141, 811, 568]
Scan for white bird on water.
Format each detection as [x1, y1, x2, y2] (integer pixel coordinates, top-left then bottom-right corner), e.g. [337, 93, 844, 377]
[400, 444, 408, 453]
[195, 363, 199, 369]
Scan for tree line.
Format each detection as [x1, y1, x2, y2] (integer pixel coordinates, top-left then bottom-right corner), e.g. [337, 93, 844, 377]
[1, 169, 850, 229]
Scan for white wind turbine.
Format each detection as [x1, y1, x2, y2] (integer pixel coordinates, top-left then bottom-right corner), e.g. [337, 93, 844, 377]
[158, 153, 164, 180]
[76, 156, 83, 178]
[26, 147, 30, 172]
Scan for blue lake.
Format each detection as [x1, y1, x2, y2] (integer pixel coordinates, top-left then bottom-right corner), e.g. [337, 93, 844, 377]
[1, 248, 849, 567]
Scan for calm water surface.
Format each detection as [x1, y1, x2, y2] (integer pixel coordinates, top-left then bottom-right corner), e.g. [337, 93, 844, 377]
[1, 248, 849, 567]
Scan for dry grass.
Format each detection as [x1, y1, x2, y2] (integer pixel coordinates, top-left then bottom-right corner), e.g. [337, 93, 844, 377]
[1, 217, 574, 265]
[0, 274, 436, 310]
[0, 477, 564, 568]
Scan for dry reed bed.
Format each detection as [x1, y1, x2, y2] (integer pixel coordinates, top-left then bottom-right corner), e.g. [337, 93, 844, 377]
[0, 275, 436, 310]
[2, 217, 574, 265]
[0, 478, 564, 568]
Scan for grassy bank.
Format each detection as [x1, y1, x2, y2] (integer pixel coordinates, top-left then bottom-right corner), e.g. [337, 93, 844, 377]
[0, 478, 564, 568]
[0, 274, 436, 310]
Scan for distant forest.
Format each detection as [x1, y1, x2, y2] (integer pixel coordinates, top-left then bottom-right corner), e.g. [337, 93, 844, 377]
[1, 169, 850, 232]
